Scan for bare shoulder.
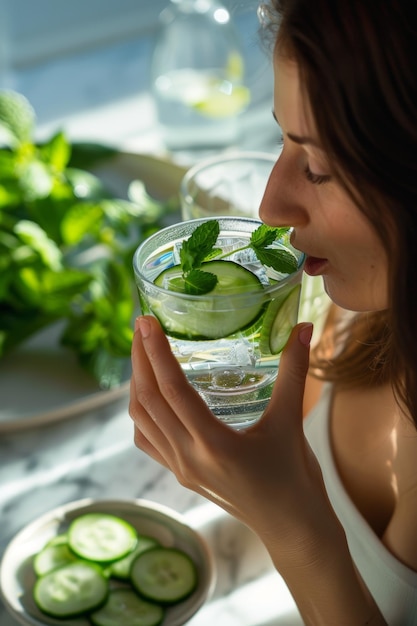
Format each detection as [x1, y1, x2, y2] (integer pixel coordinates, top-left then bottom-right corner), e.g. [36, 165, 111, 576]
[332, 384, 417, 571]
[302, 303, 417, 571]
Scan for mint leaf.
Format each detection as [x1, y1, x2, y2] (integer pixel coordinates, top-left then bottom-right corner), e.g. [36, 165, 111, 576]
[0, 90, 35, 145]
[254, 247, 298, 273]
[250, 223, 281, 248]
[175, 220, 296, 296]
[180, 220, 219, 273]
[249, 224, 297, 273]
[184, 269, 218, 295]
[203, 247, 222, 261]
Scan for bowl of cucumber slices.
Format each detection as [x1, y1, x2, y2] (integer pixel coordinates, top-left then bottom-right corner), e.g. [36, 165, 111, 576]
[0, 498, 216, 626]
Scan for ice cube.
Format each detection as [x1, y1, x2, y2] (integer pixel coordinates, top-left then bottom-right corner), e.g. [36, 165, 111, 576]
[172, 241, 183, 264]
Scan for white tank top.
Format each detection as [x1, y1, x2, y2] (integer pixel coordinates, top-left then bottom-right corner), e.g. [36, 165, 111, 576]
[304, 383, 417, 625]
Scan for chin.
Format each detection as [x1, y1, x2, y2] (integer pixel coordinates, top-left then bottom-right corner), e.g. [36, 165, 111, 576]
[323, 279, 386, 313]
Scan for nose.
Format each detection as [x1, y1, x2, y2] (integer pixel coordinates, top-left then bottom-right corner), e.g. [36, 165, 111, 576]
[259, 148, 309, 228]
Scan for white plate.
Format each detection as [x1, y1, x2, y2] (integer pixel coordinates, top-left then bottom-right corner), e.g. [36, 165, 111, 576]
[0, 151, 186, 433]
[0, 498, 216, 626]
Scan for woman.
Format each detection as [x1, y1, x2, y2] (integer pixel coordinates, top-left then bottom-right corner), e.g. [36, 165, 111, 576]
[129, 0, 417, 623]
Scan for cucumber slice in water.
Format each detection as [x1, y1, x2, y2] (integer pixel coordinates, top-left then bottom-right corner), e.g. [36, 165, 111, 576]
[153, 260, 264, 339]
[34, 560, 108, 618]
[68, 513, 137, 563]
[130, 547, 198, 605]
[90, 589, 164, 626]
[260, 284, 301, 355]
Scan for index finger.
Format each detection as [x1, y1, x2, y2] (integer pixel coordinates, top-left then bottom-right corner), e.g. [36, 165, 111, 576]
[135, 316, 223, 435]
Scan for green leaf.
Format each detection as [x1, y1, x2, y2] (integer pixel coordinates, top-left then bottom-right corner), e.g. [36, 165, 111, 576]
[184, 269, 218, 295]
[65, 167, 110, 200]
[0, 90, 35, 145]
[250, 224, 282, 248]
[39, 131, 71, 172]
[254, 247, 298, 273]
[246, 224, 297, 273]
[19, 160, 53, 200]
[99, 199, 135, 223]
[60, 259, 134, 386]
[14, 220, 62, 270]
[203, 247, 222, 261]
[0, 90, 183, 385]
[61, 202, 103, 245]
[0, 149, 18, 177]
[180, 220, 220, 273]
[0, 182, 21, 208]
[15, 266, 92, 311]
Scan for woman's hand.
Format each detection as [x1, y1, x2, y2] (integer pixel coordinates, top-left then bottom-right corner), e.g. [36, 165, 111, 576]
[129, 316, 332, 557]
[129, 316, 389, 624]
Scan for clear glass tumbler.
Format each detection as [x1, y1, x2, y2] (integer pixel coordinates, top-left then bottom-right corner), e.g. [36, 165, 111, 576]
[133, 216, 304, 429]
[180, 151, 276, 220]
[180, 150, 332, 347]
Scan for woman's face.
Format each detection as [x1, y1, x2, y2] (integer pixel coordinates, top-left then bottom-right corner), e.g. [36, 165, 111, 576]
[259, 54, 388, 312]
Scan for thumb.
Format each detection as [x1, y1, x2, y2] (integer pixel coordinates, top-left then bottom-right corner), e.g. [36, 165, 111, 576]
[264, 322, 313, 422]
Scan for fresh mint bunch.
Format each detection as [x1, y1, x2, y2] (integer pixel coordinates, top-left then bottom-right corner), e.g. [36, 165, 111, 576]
[178, 221, 298, 295]
[0, 90, 180, 387]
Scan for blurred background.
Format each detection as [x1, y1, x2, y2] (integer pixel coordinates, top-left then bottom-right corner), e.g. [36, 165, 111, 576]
[0, 0, 279, 164]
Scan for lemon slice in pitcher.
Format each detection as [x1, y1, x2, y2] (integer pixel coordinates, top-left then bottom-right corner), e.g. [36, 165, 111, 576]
[192, 84, 250, 118]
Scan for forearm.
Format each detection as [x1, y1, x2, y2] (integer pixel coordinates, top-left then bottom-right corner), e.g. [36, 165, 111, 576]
[266, 518, 387, 626]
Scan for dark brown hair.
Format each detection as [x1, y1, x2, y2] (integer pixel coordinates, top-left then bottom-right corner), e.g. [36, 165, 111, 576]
[263, 0, 417, 424]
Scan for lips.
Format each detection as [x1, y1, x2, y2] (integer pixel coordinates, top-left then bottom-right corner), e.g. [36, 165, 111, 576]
[290, 232, 328, 276]
[304, 255, 328, 276]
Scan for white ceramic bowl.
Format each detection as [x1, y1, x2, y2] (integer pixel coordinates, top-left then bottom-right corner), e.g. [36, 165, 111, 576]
[0, 498, 216, 626]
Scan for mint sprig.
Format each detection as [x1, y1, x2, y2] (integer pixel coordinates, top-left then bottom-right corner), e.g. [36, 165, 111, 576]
[180, 220, 220, 273]
[179, 221, 298, 295]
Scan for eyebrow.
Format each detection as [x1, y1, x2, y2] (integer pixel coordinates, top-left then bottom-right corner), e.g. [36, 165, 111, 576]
[272, 110, 320, 148]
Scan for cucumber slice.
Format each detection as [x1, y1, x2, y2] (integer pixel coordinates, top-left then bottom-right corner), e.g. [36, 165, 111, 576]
[130, 547, 198, 605]
[33, 540, 77, 576]
[33, 560, 108, 618]
[259, 284, 301, 355]
[68, 513, 137, 563]
[90, 589, 164, 626]
[109, 535, 159, 580]
[153, 260, 264, 339]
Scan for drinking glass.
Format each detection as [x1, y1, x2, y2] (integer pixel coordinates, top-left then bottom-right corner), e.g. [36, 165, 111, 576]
[180, 151, 276, 220]
[133, 216, 304, 429]
[180, 150, 332, 346]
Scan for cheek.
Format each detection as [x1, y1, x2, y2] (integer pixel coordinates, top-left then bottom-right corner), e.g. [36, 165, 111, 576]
[328, 236, 388, 311]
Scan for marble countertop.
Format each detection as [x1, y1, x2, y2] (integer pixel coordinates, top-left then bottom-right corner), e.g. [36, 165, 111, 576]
[0, 16, 303, 626]
[0, 395, 303, 625]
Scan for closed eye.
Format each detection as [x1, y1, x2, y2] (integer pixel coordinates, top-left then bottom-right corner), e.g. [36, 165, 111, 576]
[304, 164, 332, 185]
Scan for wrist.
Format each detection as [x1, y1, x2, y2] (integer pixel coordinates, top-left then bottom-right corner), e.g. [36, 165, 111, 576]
[265, 518, 386, 625]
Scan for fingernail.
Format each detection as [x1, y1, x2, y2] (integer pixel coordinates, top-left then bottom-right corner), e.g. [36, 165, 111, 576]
[136, 317, 150, 338]
[298, 323, 313, 346]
